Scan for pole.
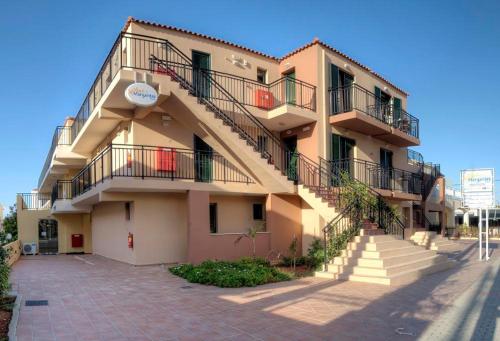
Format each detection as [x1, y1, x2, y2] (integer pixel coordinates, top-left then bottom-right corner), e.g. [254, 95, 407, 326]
[486, 208, 489, 261]
[479, 208, 482, 261]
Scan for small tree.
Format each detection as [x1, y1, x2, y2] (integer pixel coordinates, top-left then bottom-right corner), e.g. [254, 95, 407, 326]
[234, 222, 265, 258]
[2, 205, 17, 242]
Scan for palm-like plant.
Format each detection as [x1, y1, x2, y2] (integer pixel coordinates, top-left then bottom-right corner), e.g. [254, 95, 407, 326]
[234, 222, 265, 258]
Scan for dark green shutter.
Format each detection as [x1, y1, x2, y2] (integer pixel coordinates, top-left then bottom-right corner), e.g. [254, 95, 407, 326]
[332, 134, 340, 161]
[331, 64, 340, 113]
[393, 97, 402, 123]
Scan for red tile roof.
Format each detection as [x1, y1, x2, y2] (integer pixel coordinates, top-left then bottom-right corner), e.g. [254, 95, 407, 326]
[124, 17, 408, 96]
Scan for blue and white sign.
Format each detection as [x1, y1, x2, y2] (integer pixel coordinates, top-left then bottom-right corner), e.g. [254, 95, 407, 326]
[461, 168, 495, 208]
[125, 83, 158, 107]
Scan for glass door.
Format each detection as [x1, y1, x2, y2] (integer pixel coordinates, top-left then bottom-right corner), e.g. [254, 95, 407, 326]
[380, 148, 393, 189]
[38, 219, 58, 254]
[284, 71, 296, 105]
[331, 134, 355, 185]
[192, 51, 211, 98]
[283, 136, 298, 181]
[194, 135, 213, 182]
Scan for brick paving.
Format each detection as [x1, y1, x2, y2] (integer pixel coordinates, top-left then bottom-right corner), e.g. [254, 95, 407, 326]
[10, 240, 498, 341]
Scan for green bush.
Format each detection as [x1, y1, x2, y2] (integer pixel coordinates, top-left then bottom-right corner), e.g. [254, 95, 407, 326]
[0, 247, 9, 297]
[305, 238, 325, 270]
[169, 258, 291, 288]
[281, 256, 306, 267]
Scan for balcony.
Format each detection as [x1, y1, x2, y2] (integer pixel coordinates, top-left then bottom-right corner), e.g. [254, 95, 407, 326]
[321, 158, 422, 200]
[329, 84, 420, 147]
[38, 126, 72, 187]
[50, 144, 264, 205]
[38, 32, 317, 190]
[192, 69, 317, 130]
[17, 193, 51, 210]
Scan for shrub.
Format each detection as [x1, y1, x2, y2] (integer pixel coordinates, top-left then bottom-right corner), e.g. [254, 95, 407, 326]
[0, 247, 9, 297]
[169, 258, 291, 288]
[281, 256, 306, 267]
[305, 238, 324, 270]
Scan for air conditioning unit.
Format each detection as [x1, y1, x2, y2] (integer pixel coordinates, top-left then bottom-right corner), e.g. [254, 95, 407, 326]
[22, 242, 37, 255]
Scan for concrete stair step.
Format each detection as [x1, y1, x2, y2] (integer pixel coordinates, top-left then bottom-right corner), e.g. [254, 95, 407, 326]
[340, 259, 456, 286]
[360, 228, 385, 236]
[354, 235, 396, 243]
[361, 245, 426, 259]
[356, 249, 436, 268]
[352, 255, 447, 277]
[364, 240, 414, 251]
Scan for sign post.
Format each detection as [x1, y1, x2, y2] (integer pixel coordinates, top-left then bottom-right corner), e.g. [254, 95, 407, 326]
[461, 168, 495, 261]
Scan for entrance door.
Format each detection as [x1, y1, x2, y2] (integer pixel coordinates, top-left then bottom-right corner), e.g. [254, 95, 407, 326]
[283, 136, 298, 181]
[38, 219, 58, 254]
[380, 148, 393, 189]
[192, 51, 211, 98]
[194, 135, 213, 182]
[331, 134, 355, 185]
[284, 70, 296, 105]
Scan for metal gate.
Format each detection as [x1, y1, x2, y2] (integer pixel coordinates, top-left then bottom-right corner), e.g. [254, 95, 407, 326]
[38, 219, 58, 254]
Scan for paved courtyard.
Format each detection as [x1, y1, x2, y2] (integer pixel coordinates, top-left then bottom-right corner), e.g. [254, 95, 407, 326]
[10, 240, 499, 341]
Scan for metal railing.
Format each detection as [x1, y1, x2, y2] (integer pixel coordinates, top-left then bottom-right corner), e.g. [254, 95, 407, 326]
[18, 193, 51, 210]
[407, 149, 424, 167]
[329, 84, 419, 139]
[150, 45, 292, 181]
[196, 69, 316, 111]
[320, 158, 422, 195]
[70, 32, 316, 146]
[422, 162, 442, 199]
[51, 180, 73, 205]
[71, 144, 254, 197]
[38, 126, 72, 188]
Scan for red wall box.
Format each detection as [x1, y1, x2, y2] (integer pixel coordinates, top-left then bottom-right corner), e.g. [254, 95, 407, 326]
[71, 234, 84, 248]
[255, 89, 274, 109]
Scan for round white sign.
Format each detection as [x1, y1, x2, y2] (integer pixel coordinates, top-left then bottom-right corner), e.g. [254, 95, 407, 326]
[125, 83, 158, 107]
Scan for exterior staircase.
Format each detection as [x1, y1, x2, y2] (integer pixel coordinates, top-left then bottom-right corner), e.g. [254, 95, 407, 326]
[316, 222, 456, 285]
[411, 231, 462, 252]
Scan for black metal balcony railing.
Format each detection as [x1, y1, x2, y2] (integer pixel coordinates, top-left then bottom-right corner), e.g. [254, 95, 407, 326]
[199, 70, 316, 111]
[320, 158, 422, 195]
[329, 84, 419, 139]
[40, 32, 317, 189]
[71, 32, 317, 147]
[407, 148, 424, 167]
[38, 126, 72, 188]
[71, 144, 254, 198]
[51, 180, 72, 205]
[18, 193, 51, 210]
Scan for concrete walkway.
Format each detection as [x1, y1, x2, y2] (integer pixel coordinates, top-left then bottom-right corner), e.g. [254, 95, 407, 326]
[10, 240, 498, 341]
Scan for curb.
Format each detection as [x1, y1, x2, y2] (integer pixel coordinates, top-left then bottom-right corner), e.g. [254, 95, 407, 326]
[7, 292, 21, 341]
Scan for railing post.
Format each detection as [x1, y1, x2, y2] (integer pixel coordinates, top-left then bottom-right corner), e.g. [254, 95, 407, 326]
[224, 159, 227, 184]
[323, 230, 328, 272]
[110, 145, 113, 179]
[141, 146, 145, 179]
[171, 148, 174, 181]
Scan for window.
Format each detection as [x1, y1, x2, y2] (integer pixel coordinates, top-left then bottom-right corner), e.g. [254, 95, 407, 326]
[125, 202, 131, 221]
[257, 68, 267, 84]
[253, 203, 264, 221]
[209, 203, 218, 233]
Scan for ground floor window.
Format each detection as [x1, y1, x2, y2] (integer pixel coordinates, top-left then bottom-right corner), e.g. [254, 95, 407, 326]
[253, 203, 264, 221]
[209, 203, 218, 233]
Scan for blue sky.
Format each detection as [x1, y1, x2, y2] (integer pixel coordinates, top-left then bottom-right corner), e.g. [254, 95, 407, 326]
[0, 0, 499, 212]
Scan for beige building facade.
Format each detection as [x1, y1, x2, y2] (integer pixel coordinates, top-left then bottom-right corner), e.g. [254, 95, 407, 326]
[16, 17, 445, 265]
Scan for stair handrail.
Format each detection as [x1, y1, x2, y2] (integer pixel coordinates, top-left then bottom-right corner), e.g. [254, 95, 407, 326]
[149, 51, 289, 170]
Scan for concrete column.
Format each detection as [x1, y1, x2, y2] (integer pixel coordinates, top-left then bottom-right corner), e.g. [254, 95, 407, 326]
[186, 190, 210, 264]
[266, 194, 302, 257]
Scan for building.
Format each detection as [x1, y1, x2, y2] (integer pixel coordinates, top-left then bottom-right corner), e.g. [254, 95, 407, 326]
[16, 17, 446, 265]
